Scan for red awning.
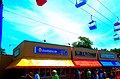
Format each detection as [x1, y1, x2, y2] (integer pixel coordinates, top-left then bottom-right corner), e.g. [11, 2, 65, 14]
[73, 60, 102, 68]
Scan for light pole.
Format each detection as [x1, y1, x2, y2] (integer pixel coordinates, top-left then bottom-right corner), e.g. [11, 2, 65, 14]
[0, 0, 3, 49]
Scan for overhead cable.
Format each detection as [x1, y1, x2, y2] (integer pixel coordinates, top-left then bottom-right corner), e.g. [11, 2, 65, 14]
[68, 0, 112, 27]
[86, 4, 113, 23]
[3, 9, 79, 36]
[97, 0, 118, 18]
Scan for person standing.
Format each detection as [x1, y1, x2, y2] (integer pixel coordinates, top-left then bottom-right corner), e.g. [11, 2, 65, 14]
[102, 72, 107, 79]
[75, 69, 81, 79]
[99, 69, 103, 79]
[34, 71, 40, 79]
[52, 70, 59, 79]
[26, 72, 34, 79]
[87, 69, 91, 79]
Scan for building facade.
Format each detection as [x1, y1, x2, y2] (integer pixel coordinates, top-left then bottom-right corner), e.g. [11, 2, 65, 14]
[0, 40, 120, 79]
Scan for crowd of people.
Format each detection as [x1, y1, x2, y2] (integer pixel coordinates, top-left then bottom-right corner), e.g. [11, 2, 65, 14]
[74, 68, 115, 79]
[25, 70, 59, 79]
[25, 71, 40, 79]
[23, 68, 115, 79]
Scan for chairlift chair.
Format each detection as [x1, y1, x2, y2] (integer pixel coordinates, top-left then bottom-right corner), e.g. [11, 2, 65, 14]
[36, 0, 47, 6]
[114, 28, 120, 32]
[114, 22, 120, 26]
[114, 17, 120, 26]
[75, 0, 87, 8]
[88, 15, 97, 30]
[114, 37, 120, 41]
[113, 33, 120, 41]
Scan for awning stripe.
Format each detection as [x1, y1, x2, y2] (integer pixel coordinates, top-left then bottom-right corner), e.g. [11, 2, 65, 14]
[6, 58, 74, 69]
[73, 60, 102, 68]
[100, 60, 120, 67]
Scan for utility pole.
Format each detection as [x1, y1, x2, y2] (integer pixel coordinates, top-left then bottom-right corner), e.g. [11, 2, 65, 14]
[0, 0, 3, 49]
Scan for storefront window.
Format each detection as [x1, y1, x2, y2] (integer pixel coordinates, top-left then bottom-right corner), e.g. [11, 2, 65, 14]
[56, 68, 60, 76]
[34, 68, 39, 72]
[46, 68, 50, 76]
[27, 69, 33, 72]
[71, 68, 75, 74]
[40, 68, 45, 77]
[61, 69, 65, 75]
[66, 68, 69, 74]
[75, 51, 83, 56]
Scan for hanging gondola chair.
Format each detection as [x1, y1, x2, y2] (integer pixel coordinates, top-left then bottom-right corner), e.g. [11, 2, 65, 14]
[113, 33, 120, 41]
[75, 0, 87, 8]
[114, 17, 120, 33]
[88, 15, 97, 30]
[114, 22, 120, 26]
[114, 28, 120, 32]
[36, 0, 47, 6]
[114, 17, 120, 26]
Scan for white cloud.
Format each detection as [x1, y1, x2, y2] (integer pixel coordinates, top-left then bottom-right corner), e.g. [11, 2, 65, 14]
[8, 36, 18, 40]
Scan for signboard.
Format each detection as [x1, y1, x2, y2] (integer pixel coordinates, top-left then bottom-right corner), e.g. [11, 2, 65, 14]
[100, 53, 115, 59]
[75, 51, 96, 57]
[34, 46, 68, 56]
[13, 50, 20, 57]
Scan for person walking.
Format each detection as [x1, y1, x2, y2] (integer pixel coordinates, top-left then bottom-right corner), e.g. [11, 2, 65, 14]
[25, 72, 34, 79]
[102, 71, 107, 79]
[52, 70, 59, 79]
[75, 69, 81, 79]
[34, 71, 40, 79]
[87, 69, 91, 79]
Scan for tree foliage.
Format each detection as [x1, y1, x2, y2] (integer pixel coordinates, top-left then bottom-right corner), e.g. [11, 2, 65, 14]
[110, 48, 120, 54]
[72, 36, 93, 48]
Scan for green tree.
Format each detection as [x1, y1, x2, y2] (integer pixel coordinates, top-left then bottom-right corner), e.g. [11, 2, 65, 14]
[72, 36, 93, 48]
[110, 48, 120, 54]
[100, 48, 108, 51]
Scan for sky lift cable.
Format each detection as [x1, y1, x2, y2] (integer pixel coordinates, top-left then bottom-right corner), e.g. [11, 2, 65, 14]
[86, 3, 113, 23]
[68, 0, 112, 28]
[3, 9, 80, 36]
[68, 0, 115, 40]
[96, 0, 118, 18]
[96, 0, 120, 40]
[3, 1, 114, 37]
[68, 0, 113, 24]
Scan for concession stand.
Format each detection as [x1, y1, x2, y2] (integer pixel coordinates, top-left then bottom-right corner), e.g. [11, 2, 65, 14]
[98, 50, 120, 78]
[71, 47, 102, 79]
[6, 40, 74, 79]
[72, 47, 102, 68]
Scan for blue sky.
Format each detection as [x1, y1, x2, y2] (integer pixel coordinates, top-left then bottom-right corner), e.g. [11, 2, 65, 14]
[2, 0, 120, 55]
